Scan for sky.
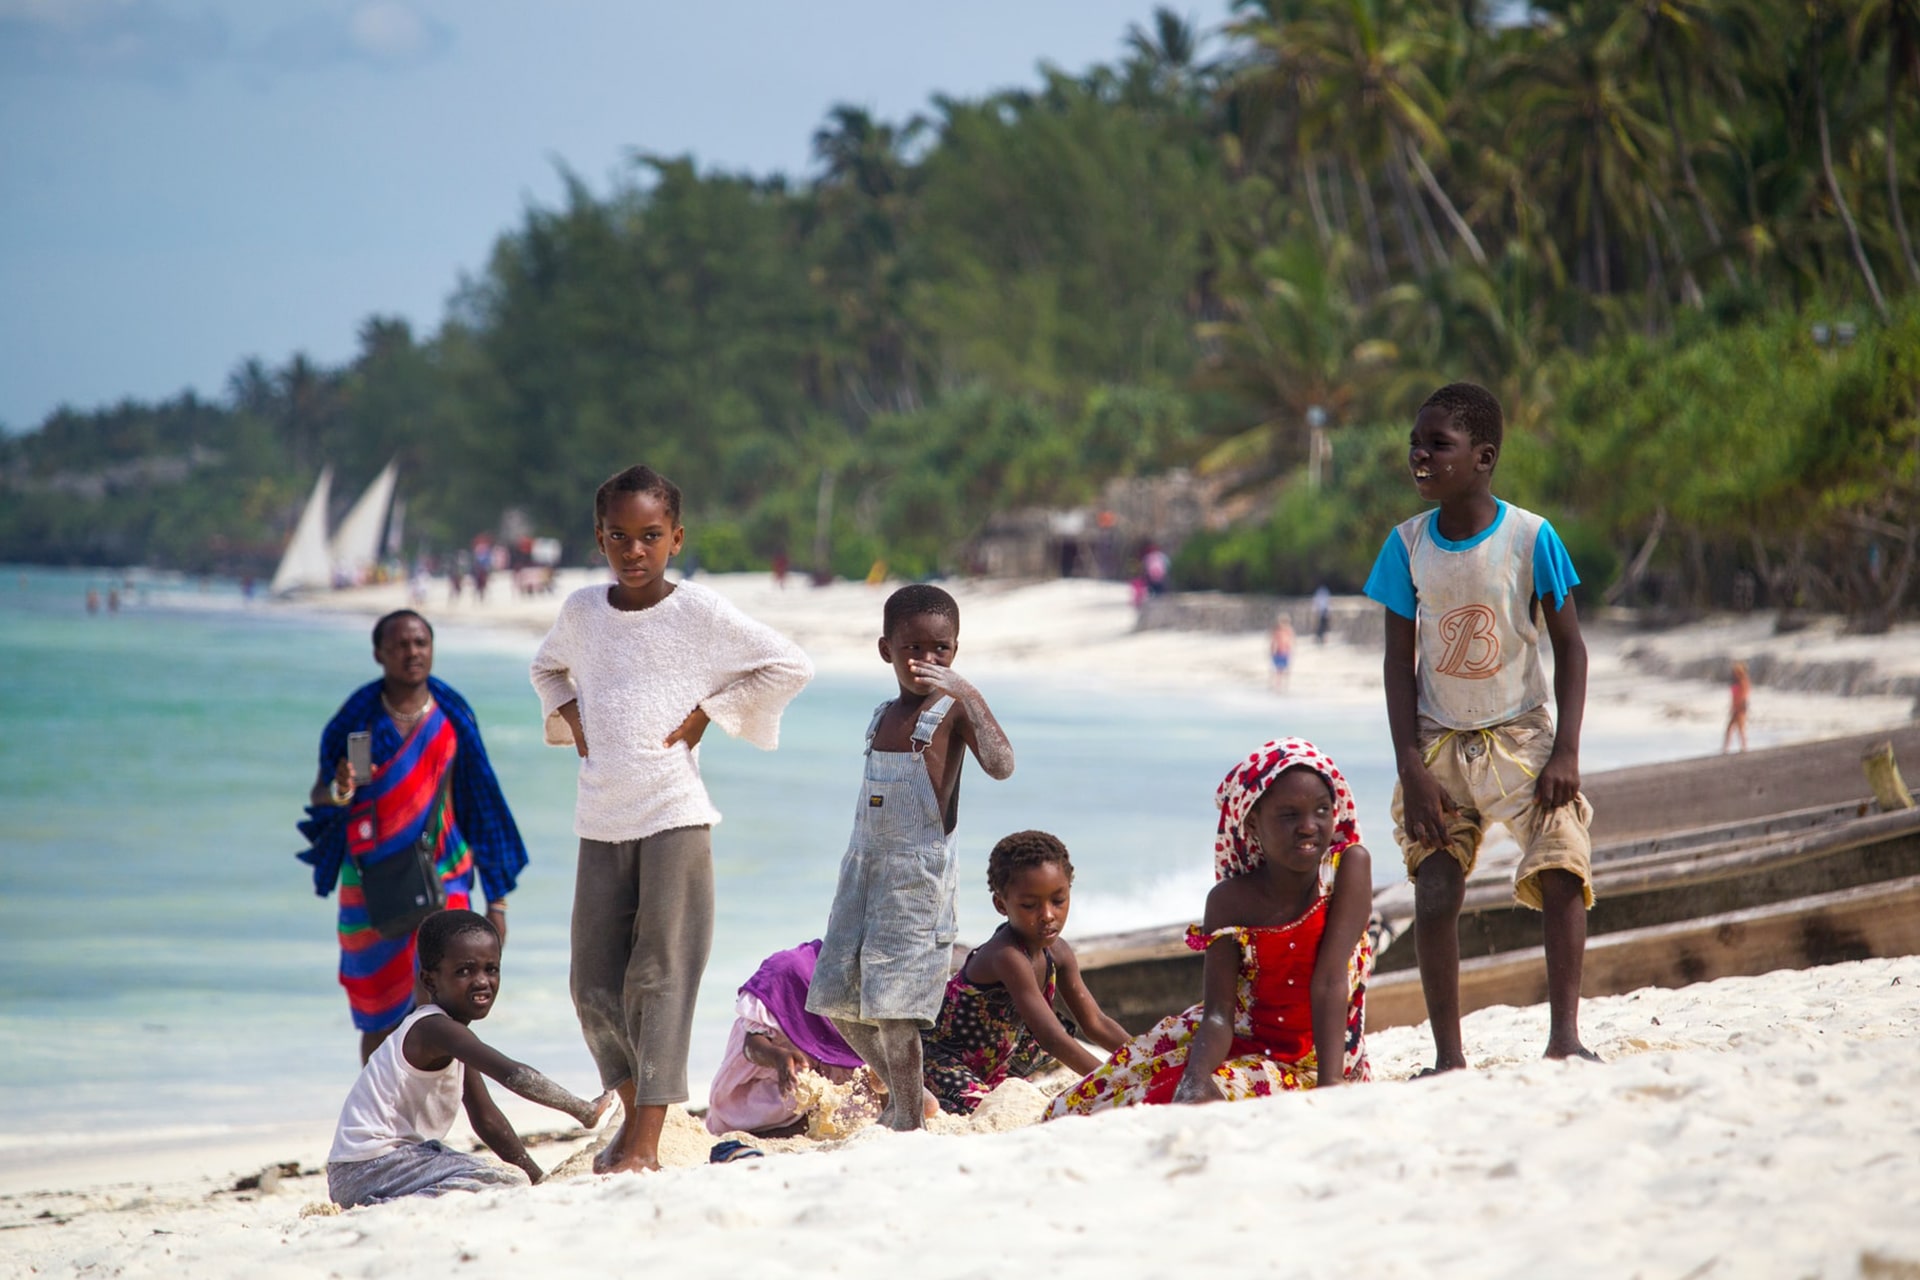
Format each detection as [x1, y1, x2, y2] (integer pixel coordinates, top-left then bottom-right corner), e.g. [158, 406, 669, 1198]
[0, 0, 1233, 433]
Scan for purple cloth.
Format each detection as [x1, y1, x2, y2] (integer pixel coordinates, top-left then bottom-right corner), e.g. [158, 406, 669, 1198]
[740, 940, 862, 1071]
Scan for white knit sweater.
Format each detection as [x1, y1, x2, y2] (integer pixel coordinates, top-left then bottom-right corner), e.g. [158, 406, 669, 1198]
[530, 580, 813, 842]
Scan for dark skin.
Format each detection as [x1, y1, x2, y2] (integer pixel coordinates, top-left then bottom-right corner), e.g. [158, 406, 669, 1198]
[1387, 404, 1593, 1070]
[1173, 769, 1374, 1101]
[959, 861, 1130, 1078]
[310, 615, 509, 1063]
[405, 931, 613, 1185]
[834, 611, 1017, 1132]
[871, 611, 1015, 830]
[550, 488, 709, 1174]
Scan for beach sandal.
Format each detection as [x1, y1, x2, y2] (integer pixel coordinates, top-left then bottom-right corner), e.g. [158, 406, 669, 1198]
[708, 1140, 765, 1164]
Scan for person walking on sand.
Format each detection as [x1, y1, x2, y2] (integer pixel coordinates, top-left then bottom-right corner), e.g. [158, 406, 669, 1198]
[806, 584, 1015, 1132]
[1363, 382, 1599, 1072]
[299, 609, 528, 1064]
[531, 464, 813, 1174]
[1269, 612, 1295, 692]
[1723, 661, 1752, 753]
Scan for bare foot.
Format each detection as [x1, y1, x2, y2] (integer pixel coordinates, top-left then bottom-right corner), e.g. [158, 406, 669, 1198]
[1545, 1043, 1604, 1063]
[596, 1147, 662, 1174]
[585, 1089, 617, 1130]
[1410, 1060, 1467, 1080]
[591, 1123, 629, 1175]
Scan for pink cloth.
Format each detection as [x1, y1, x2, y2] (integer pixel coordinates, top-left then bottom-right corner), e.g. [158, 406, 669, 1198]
[704, 997, 858, 1136]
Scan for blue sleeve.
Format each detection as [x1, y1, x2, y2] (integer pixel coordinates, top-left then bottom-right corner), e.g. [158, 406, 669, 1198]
[1533, 521, 1581, 610]
[1362, 529, 1417, 620]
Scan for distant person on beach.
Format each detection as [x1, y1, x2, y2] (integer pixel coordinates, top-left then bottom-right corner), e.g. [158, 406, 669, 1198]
[299, 609, 529, 1065]
[921, 831, 1128, 1115]
[1363, 381, 1598, 1072]
[326, 910, 611, 1207]
[531, 463, 812, 1174]
[1142, 543, 1170, 596]
[1046, 739, 1374, 1119]
[1723, 660, 1752, 753]
[807, 583, 1015, 1132]
[1269, 613, 1295, 691]
[1312, 583, 1332, 643]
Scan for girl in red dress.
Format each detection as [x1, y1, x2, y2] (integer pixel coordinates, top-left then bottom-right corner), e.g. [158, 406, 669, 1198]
[1045, 739, 1374, 1118]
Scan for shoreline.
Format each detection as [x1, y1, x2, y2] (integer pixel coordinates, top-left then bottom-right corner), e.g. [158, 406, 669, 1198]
[286, 569, 1920, 745]
[8, 569, 1919, 1275]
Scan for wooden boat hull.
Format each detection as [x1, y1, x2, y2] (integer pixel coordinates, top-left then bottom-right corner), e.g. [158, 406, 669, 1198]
[1366, 872, 1920, 1030]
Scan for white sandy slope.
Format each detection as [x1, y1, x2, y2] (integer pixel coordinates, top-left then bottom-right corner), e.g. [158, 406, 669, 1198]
[6, 955, 1917, 1280]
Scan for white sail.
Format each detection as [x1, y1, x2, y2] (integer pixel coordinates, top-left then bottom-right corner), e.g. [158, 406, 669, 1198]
[384, 495, 406, 562]
[269, 466, 334, 596]
[327, 460, 398, 585]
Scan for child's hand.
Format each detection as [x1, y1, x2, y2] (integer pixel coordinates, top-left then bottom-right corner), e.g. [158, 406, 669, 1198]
[1535, 746, 1581, 810]
[585, 1088, 617, 1130]
[557, 700, 589, 758]
[774, 1046, 816, 1096]
[1399, 761, 1457, 852]
[1171, 1070, 1226, 1104]
[908, 661, 975, 700]
[664, 705, 710, 751]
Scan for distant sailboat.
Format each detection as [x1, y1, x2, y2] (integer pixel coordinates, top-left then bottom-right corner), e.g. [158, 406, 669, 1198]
[269, 466, 334, 596]
[328, 460, 399, 585]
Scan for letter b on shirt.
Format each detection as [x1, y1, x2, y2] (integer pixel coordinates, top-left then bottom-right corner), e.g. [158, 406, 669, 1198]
[1434, 605, 1502, 679]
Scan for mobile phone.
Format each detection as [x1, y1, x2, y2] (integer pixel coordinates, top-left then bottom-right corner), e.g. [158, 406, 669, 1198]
[347, 731, 372, 785]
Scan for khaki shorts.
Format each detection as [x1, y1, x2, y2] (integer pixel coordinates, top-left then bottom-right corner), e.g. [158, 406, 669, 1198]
[1391, 706, 1594, 910]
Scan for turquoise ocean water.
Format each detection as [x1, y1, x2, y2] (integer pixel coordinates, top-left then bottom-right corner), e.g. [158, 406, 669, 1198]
[0, 565, 1714, 1164]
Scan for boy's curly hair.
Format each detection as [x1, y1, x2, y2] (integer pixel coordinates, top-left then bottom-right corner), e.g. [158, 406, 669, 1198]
[882, 583, 960, 639]
[595, 464, 683, 528]
[417, 908, 498, 971]
[1421, 381, 1504, 452]
[987, 830, 1074, 896]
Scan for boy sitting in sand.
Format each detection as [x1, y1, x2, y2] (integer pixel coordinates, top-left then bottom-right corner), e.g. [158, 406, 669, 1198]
[1363, 381, 1599, 1071]
[807, 584, 1015, 1131]
[326, 910, 610, 1207]
[922, 831, 1129, 1114]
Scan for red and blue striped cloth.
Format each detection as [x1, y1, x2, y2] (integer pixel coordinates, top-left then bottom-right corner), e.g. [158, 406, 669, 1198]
[298, 678, 527, 1033]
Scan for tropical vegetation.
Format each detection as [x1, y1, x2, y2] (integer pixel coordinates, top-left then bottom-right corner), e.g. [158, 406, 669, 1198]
[3, 0, 1917, 621]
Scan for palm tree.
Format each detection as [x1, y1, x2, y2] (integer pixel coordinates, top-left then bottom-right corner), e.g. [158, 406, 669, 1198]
[1851, 0, 1920, 286]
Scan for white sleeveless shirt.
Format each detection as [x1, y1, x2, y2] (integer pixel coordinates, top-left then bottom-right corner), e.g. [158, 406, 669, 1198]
[1393, 503, 1552, 730]
[328, 1004, 466, 1163]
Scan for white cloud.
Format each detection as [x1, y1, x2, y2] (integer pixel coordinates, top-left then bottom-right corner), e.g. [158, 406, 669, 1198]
[346, 2, 439, 63]
[0, 0, 228, 81]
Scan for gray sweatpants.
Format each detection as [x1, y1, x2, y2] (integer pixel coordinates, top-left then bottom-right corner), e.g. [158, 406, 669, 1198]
[327, 1141, 526, 1207]
[570, 826, 714, 1106]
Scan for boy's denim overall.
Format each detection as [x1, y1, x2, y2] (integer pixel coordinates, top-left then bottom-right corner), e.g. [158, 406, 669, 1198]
[806, 696, 960, 1027]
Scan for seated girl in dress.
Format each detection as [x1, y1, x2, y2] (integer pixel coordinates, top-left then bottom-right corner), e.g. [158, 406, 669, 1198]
[1045, 739, 1373, 1119]
[922, 831, 1130, 1115]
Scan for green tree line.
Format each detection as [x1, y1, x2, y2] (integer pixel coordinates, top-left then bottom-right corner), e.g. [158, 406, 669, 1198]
[3, 0, 1916, 619]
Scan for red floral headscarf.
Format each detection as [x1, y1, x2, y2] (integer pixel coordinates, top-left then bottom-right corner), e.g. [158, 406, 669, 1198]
[1213, 738, 1360, 880]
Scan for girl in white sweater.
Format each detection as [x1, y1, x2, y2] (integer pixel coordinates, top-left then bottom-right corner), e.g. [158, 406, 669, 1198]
[531, 464, 813, 1173]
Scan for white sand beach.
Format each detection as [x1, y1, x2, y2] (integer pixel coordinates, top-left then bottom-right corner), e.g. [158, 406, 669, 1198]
[6, 955, 1917, 1279]
[6, 573, 1917, 1279]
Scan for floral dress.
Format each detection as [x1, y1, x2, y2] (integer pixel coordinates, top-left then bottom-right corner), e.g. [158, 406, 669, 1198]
[921, 937, 1062, 1115]
[1044, 885, 1370, 1120]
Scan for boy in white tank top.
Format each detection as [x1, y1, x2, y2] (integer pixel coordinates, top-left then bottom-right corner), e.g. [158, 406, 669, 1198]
[327, 910, 611, 1207]
[1363, 382, 1599, 1073]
